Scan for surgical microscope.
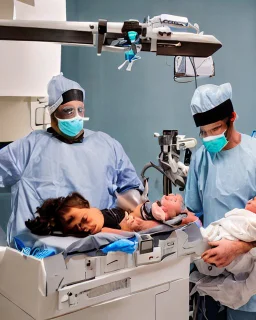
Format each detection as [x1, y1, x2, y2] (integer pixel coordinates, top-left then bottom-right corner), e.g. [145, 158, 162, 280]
[141, 130, 197, 195]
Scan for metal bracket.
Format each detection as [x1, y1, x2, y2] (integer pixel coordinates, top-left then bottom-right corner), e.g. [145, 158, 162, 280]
[30, 97, 50, 131]
[97, 19, 107, 56]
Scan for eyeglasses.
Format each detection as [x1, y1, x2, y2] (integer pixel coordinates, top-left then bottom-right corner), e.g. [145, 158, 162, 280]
[199, 123, 226, 138]
[55, 105, 85, 120]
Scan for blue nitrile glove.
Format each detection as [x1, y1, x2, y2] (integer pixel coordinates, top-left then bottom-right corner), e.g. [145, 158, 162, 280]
[13, 236, 56, 259]
[31, 247, 56, 259]
[101, 236, 138, 254]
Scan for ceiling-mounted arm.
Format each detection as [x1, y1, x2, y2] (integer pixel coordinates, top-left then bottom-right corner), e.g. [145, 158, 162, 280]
[97, 19, 107, 56]
[0, 17, 222, 57]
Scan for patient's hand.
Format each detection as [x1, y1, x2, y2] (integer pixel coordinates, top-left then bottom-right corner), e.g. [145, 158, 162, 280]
[121, 215, 160, 232]
[130, 218, 160, 231]
[181, 210, 198, 225]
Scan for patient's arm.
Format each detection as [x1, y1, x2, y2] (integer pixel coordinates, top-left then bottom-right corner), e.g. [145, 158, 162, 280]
[102, 214, 161, 234]
[101, 227, 126, 235]
[99, 207, 160, 235]
[121, 215, 160, 232]
[129, 204, 143, 218]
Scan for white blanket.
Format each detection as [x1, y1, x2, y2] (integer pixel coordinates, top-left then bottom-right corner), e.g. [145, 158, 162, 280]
[200, 209, 256, 242]
[191, 209, 256, 309]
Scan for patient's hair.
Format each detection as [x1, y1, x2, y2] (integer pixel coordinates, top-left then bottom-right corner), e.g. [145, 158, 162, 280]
[25, 192, 90, 236]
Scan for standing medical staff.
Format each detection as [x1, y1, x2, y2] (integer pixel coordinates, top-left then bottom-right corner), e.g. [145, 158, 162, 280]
[185, 83, 256, 320]
[0, 73, 143, 244]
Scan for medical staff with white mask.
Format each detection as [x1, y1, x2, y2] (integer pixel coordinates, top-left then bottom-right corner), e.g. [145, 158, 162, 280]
[185, 83, 256, 320]
[0, 73, 143, 244]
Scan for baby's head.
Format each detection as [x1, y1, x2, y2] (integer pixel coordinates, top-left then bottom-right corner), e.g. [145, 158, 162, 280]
[245, 197, 256, 214]
[160, 193, 184, 219]
[26, 192, 104, 236]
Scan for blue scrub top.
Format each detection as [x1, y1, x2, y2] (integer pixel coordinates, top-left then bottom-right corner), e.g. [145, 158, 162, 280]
[0, 129, 142, 244]
[185, 133, 256, 312]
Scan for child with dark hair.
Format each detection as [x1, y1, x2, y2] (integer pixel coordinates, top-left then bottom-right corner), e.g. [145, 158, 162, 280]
[25, 192, 185, 236]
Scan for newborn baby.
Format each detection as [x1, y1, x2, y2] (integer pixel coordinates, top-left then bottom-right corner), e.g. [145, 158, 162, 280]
[25, 192, 185, 236]
[200, 197, 256, 242]
[131, 193, 185, 222]
[184, 197, 256, 241]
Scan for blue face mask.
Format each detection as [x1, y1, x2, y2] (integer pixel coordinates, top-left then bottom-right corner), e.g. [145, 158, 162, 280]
[203, 131, 228, 153]
[56, 116, 84, 137]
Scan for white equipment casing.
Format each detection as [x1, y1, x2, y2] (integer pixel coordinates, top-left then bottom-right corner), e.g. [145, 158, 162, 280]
[0, 0, 65, 141]
[0, 0, 65, 97]
[0, 224, 207, 320]
[174, 56, 215, 81]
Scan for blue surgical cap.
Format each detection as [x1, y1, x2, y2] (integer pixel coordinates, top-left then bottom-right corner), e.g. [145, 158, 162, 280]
[47, 73, 85, 115]
[190, 83, 233, 127]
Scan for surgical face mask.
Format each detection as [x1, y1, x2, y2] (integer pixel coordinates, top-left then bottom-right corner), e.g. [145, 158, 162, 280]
[55, 116, 84, 137]
[202, 131, 228, 153]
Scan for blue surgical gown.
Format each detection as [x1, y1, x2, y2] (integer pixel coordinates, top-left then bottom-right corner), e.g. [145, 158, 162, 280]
[185, 133, 256, 313]
[0, 129, 142, 244]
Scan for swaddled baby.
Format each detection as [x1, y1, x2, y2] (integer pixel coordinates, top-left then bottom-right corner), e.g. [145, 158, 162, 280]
[188, 197, 256, 310]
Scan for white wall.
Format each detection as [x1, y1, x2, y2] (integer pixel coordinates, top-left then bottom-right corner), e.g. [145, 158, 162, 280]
[0, 98, 31, 141]
[0, 0, 66, 141]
